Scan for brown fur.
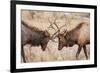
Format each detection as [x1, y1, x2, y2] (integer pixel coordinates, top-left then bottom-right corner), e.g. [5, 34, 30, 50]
[58, 22, 90, 59]
[21, 20, 50, 62]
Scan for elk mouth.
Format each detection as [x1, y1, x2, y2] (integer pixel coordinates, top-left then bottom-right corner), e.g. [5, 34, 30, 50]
[58, 44, 64, 50]
[69, 44, 73, 47]
[58, 48, 62, 50]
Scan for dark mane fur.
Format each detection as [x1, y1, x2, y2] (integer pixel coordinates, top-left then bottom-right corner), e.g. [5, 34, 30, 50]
[21, 20, 44, 33]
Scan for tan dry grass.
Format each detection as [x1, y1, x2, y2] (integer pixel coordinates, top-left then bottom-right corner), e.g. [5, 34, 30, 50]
[21, 10, 90, 63]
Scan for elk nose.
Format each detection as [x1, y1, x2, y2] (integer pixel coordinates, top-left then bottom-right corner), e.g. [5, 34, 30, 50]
[42, 48, 46, 51]
[58, 47, 62, 50]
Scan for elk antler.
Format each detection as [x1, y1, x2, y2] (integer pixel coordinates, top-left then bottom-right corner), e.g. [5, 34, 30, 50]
[62, 29, 68, 36]
[48, 17, 67, 42]
[48, 18, 56, 31]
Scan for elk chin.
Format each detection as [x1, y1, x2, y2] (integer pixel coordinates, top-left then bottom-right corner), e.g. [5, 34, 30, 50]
[42, 48, 46, 51]
[58, 48, 62, 50]
[41, 45, 46, 51]
[58, 45, 63, 50]
[40, 41, 46, 51]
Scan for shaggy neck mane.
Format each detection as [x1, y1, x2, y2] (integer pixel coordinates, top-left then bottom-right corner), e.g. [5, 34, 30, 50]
[65, 22, 85, 38]
[21, 20, 44, 33]
[71, 22, 84, 32]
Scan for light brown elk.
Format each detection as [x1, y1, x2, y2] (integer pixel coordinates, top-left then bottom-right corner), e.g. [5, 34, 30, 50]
[51, 19, 90, 59]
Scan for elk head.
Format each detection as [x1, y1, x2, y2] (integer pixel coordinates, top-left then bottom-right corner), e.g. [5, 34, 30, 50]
[48, 18, 67, 50]
[57, 29, 76, 50]
[40, 30, 50, 51]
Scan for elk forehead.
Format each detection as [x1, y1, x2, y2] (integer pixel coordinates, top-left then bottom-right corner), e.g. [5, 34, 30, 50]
[58, 33, 67, 43]
[44, 30, 50, 37]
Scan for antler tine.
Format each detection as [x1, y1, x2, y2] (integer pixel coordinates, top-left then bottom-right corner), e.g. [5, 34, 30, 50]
[53, 17, 59, 30]
[51, 24, 67, 40]
[49, 16, 68, 43]
[48, 18, 56, 31]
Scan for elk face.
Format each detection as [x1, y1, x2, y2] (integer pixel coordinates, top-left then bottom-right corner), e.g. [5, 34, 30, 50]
[58, 33, 68, 50]
[41, 38, 49, 51]
[58, 31, 75, 50]
[41, 30, 50, 51]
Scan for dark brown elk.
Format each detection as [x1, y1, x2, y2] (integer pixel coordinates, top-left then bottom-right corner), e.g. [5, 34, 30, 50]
[51, 19, 90, 59]
[21, 20, 51, 63]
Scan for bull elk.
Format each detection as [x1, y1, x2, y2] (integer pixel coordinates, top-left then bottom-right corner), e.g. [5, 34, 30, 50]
[21, 20, 51, 63]
[51, 18, 90, 59]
